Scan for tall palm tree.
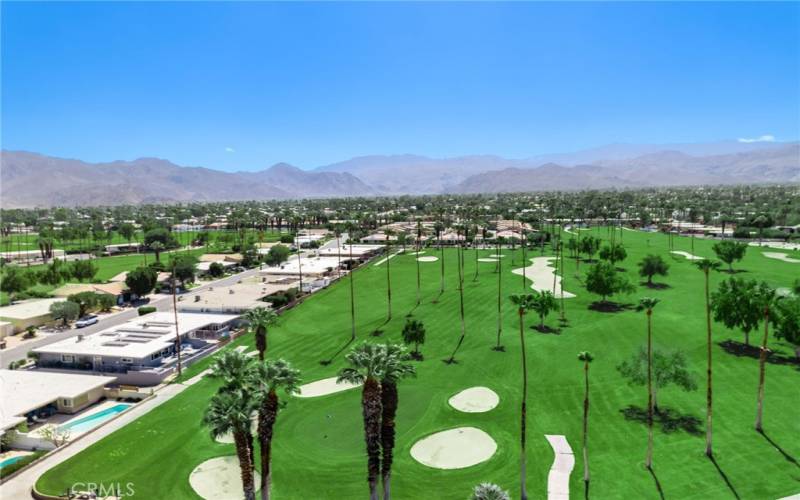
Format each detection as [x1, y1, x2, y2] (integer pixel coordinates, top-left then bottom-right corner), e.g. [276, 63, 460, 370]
[338, 343, 388, 500]
[694, 259, 719, 456]
[384, 229, 395, 320]
[347, 224, 357, 341]
[494, 232, 504, 351]
[510, 293, 536, 500]
[755, 285, 777, 432]
[446, 228, 467, 364]
[578, 351, 594, 485]
[415, 221, 422, 306]
[203, 390, 258, 500]
[150, 240, 165, 262]
[208, 350, 256, 462]
[246, 307, 278, 361]
[251, 359, 301, 500]
[380, 345, 416, 500]
[639, 297, 660, 470]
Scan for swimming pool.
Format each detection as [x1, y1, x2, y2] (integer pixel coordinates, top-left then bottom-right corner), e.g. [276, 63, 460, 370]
[0, 456, 24, 469]
[59, 403, 132, 434]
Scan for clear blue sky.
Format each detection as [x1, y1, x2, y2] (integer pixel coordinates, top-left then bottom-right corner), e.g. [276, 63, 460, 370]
[2, 1, 798, 171]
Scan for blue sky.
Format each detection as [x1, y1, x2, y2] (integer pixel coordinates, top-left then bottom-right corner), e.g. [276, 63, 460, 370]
[2, 2, 798, 171]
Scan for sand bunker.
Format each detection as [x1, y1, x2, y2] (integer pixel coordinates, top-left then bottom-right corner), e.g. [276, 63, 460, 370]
[215, 418, 258, 444]
[763, 252, 800, 263]
[478, 258, 499, 262]
[373, 251, 403, 266]
[512, 257, 576, 298]
[296, 377, 361, 398]
[417, 256, 439, 262]
[545, 435, 575, 500]
[448, 387, 499, 413]
[749, 241, 800, 251]
[410, 427, 497, 469]
[189, 456, 261, 500]
[670, 251, 704, 261]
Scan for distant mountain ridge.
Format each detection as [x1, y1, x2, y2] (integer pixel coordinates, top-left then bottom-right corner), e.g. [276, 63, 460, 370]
[1, 141, 798, 207]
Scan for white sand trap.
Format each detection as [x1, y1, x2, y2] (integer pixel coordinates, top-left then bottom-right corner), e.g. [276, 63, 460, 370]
[245, 350, 259, 357]
[373, 251, 403, 266]
[189, 456, 261, 500]
[749, 241, 800, 251]
[512, 257, 576, 298]
[410, 427, 497, 469]
[296, 377, 361, 398]
[215, 418, 258, 444]
[448, 387, 499, 413]
[478, 258, 499, 262]
[763, 252, 800, 263]
[670, 251, 704, 260]
[234, 346, 247, 353]
[417, 256, 439, 262]
[545, 435, 575, 500]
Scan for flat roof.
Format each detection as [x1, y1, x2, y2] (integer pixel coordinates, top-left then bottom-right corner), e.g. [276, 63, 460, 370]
[180, 278, 292, 312]
[33, 311, 238, 359]
[316, 244, 383, 257]
[0, 369, 116, 431]
[261, 255, 341, 276]
[0, 298, 65, 320]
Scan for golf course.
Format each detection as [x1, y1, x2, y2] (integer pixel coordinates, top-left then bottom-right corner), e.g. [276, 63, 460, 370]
[35, 228, 799, 499]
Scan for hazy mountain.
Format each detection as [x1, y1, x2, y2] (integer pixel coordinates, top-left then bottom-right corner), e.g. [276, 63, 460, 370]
[0, 151, 370, 207]
[240, 163, 376, 198]
[2, 142, 797, 207]
[450, 145, 800, 193]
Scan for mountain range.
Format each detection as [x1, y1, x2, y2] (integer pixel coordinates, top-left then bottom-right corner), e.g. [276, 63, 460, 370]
[1, 141, 798, 207]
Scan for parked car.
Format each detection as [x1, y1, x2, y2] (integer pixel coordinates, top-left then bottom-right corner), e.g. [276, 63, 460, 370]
[75, 314, 99, 328]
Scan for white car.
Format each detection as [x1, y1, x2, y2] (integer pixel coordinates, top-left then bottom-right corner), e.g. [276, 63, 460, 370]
[75, 314, 99, 328]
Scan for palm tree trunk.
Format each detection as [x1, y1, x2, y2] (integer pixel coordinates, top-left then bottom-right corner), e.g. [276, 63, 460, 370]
[518, 309, 528, 500]
[755, 306, 770, 431]
[583, 360, 590, 483]
[381, 381, 398, 500]
[646, 309, 654, 469]
[361, 378, 382, 500]
[415, 243, 421, 306]
[233, 430, 256, 500]
[258, 391, 279, 500]
[439, 243, 445, 293]
[447, 244, 467, 363]
[386, 245, 392, 320]
[496, 243, 502, 349]
[349, 244, 356, 341]
[704, 269, 713, 457]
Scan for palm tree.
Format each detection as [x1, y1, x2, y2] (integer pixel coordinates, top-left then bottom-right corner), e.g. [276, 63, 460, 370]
[578, 351, 594, 485]
[384, 229, 395, 320]
[494, 234, 504, 351]
[380, 345, 416, 500]
[446, 228, 467, 364]
[510, 293, 535, 500]
[530, 290, 557, 331]
[338, 343, 388, 500]
[203, 390, 257, 500]
[246, 307, 278, 361]
[694, 259, 719, 456]
[754, 285, 777, 432]
[415, 221, 422, 306]
[251, 359, 301, 500]
[639, 297, 660, 470]
[347, 224, 357, 341]
[208, 350, 256, 461]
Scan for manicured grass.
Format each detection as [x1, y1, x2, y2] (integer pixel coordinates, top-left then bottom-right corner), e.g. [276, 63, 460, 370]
[36, 229, 799, 499]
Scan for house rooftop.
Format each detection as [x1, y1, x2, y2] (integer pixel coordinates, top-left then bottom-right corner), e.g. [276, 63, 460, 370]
[33, 312, 238, 359]
[0, 369, 116, 431]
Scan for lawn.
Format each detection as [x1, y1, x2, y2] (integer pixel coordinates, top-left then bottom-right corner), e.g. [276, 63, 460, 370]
[35, 228, 800, 499]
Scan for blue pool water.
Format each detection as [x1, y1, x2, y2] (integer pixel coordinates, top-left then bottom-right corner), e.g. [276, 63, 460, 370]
[59, 403, 132, 434]
[0, 456, 24, 469]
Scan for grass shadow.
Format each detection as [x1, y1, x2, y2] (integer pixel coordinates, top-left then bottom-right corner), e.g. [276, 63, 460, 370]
[531, 324, 560, 335]
[641, 282, 671, 290]
[319, 336, 355, 366]
[588, 301, 635, 313]
[708, 454, 740, 499]
[647, 467, 666, 500]
[621, 405, 702, 435]
[758, 429, 800, 468]
[718, 340, 800, 369]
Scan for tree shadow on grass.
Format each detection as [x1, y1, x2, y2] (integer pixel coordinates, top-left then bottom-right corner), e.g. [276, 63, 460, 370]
[588, 301, 635, 313]
[718, 340, 800, 369]
[641, 282, 671, 290]
[759, 430, 800, 469]
[621, 405, 702, 435]
[647, 467, 666, 500]
[530, 324, 560, 335]
[319, 337, 355, 366]
[708, 454, 740, 499]
[719, 269, 748, 275]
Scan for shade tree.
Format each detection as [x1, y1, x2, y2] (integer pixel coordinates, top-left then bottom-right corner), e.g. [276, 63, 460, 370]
[712, 240, 748, 272]
[637, 254, 670, 286]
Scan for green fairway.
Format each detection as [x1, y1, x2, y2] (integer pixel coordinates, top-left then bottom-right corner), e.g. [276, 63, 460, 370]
[36, 229, 799, 499]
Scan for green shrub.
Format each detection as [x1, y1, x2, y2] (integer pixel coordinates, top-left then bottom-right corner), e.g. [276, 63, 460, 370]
[138, 306, 157, 316]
